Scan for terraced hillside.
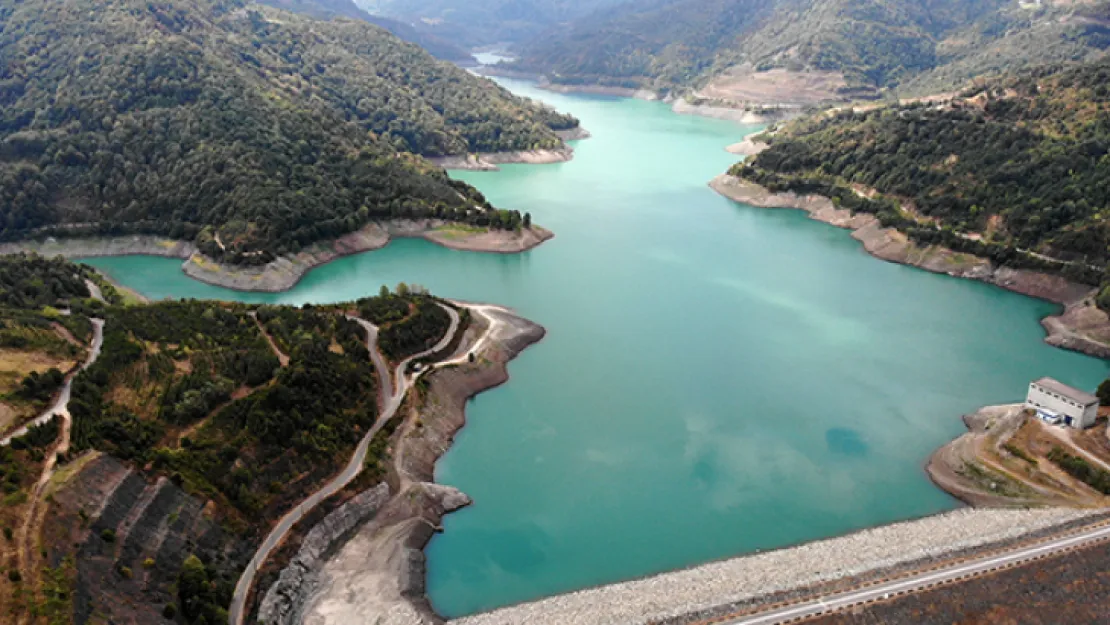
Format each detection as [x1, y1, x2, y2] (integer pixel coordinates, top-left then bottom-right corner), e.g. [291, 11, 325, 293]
[0, 255, 458, 624]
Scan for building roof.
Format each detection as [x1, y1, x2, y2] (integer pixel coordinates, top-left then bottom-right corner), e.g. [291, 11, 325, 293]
[1032, 377, 1099, 406]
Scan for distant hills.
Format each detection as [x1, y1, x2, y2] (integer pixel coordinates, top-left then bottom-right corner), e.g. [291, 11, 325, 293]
[509, 0, 1110, 102]
[258, 0, 475, 61]
[359, 0, 628, 49]
[0, 0, 578, 263]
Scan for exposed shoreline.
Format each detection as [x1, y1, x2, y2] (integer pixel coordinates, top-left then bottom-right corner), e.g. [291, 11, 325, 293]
[428, 147, 574, 171]
[709, 174, 1110, 359]
[0, 220, 554, 293]
[426, 128, 589, 171]
[725, 129, 770, 156]
[295, 306, 547, 625]
[670, 98, 798, 124]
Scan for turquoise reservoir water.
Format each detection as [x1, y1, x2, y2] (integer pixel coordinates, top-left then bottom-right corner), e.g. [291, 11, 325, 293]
[83, 79, 1109, 618]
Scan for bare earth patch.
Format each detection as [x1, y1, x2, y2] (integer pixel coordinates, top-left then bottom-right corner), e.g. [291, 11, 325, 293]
[700, 66, 851, 106]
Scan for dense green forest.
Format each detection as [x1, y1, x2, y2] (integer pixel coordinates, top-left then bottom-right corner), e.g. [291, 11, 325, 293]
[0, 0, 575, 264]
[730, 57, 1110, 300]
[510, 0, 1110, 95]
[258, 0, 474, 61]
[361, 0, 627, 48]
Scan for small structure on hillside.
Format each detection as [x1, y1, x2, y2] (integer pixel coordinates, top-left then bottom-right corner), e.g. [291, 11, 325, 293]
[1025, 377, 1099, 429]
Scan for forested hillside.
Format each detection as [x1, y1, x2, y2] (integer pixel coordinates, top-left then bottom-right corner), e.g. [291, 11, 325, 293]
[0, 0, 576, 263]
[361, 0, 627, 48]
[0, 255, 457, 623]
[511, 0, 1110, 97]
[257, 0, 475, 61]
[730, 58, 1110, 301]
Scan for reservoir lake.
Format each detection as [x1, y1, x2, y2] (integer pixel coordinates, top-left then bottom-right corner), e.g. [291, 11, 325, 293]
[83, 77, 1109, 618]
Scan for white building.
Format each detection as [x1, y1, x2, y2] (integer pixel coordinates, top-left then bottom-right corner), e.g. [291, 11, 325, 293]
[1025, 377, 1100, 429]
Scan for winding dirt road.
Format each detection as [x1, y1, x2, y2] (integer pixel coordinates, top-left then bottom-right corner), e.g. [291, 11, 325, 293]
[12, 318, 103, 625]
[228, 304, 460, 625]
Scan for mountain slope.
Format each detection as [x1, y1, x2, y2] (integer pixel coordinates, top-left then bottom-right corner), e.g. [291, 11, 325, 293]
[361, 0, 628, 48]
[512, 0, 1110, 99]
[258, 0, 475, 61]
[0, 0, 576, 262]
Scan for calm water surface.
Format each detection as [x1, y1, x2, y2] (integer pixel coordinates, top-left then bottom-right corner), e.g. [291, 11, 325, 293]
[83, 78, 1109, 618]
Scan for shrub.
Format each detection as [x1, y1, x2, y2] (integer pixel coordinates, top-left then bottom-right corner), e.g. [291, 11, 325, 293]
[163, 603, 177, 619]
[101, 528, 116, 543]
[8, 570, 21, 583]
[1048, 447, 1110, 494]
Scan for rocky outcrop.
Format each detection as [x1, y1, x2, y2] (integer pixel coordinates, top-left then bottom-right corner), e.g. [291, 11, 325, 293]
[709, 174, 1110, 358]
[257, 483, 392, 625]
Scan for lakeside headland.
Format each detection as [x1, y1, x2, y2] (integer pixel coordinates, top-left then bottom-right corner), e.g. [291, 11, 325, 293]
[927, 403, 1110, 508]
[725, 130, 771, 156]
[427, 128, 589, 171]
[259, 305, 545, 625]
[709, 174, 1110, 359]
[0, 220, 553, 293]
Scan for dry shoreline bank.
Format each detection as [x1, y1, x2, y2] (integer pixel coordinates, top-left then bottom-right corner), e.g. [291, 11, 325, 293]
[0, 220, 553, 293]
[428, 147, 574, 171]
[709, 174, 1110, 359]
[293, 306, 546, 625]
[427, 128, 589, 171]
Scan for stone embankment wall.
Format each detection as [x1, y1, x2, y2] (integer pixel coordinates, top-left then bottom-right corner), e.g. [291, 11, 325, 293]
[257, 483, 392, 625]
